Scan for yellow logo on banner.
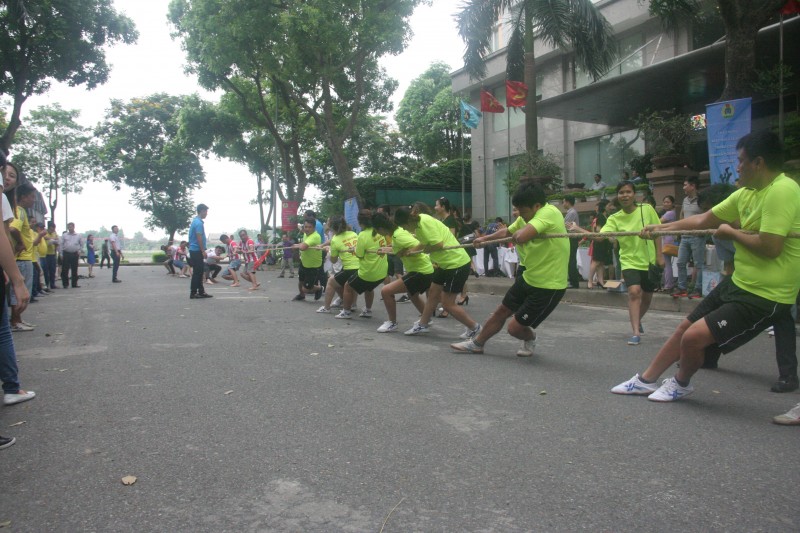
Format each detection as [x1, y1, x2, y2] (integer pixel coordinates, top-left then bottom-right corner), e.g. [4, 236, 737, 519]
[721, 103, 735, 119]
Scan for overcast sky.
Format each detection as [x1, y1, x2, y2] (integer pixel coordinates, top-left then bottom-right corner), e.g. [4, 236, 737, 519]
[20, 0, 466, 240]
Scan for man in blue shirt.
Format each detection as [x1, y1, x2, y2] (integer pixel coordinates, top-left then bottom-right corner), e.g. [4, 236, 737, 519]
[189, 204, 212, 300]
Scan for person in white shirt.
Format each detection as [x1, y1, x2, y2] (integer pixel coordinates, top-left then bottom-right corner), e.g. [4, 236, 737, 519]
[108, 225, 123, 283]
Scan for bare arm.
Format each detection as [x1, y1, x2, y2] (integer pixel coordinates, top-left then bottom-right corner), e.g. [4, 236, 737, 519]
[716, 225, 785, 259]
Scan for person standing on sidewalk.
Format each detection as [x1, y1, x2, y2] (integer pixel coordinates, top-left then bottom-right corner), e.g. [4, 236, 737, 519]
[59, 222, 83, 288]
[563, 195, 580, 288]
[108, 226, 123, 283]
[44, 221, 58, 288]
[673, 176, 704, 299]
[188, 204, 212, 299]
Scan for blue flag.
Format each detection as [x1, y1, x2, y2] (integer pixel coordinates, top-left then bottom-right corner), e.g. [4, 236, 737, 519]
[344, 197, 361, 233]
[460, 100, 482, 129]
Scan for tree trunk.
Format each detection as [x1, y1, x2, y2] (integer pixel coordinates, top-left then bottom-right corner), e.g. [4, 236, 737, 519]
[168, 229, 176, 243]
[330, 144, 361, 206]
[523, 6, 537, 172]
[256, 171, 266, 235]
[0, 91, 28, 153]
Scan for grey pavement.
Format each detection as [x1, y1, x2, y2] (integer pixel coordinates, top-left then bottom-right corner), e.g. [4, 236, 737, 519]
[1, 266, 798, 532]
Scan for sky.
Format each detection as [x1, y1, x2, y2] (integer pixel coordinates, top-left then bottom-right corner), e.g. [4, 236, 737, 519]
[18, 0, 467, 240]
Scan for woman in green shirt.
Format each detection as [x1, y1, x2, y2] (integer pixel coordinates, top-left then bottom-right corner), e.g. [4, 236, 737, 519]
[335, 210, 388, 319]
[372, 215, 434, 333]
[317, 216, 359, 313]
[571, 181, 663, 345]
[394, 207, 481, 338]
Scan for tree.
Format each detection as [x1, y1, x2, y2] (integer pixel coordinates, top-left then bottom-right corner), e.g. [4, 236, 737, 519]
[396, 62, 466, 164]
[458, 0, 616, 159]
[11, 104, 99, 223]
[96, 94, 205, 242]
[0, 0, 137, 151]
[169, 0, 422, 207]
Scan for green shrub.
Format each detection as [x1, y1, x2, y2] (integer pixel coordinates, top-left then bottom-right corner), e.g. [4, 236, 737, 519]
[152, 252, 167, 263]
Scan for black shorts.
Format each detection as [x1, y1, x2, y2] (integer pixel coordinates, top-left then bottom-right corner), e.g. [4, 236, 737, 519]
[334, 268, 358, 287]
[402, 271, 433, 296]
[515, 265, 526, 280]
[431, 262, 471, 294]
[387, 255, 395, 277]
[622, 268, 656, 293]
[348, 275, 382, 295]
[687, 277, 790, 354]
[502, 276, 565, 328]
[299, 265, 319, 290]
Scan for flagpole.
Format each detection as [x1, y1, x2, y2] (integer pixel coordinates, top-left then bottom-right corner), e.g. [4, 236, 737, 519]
[779, 12, 785, 142]
[506, 80, 512, 219]
[460, 110, 466, 217]
[482, 101, 488, 224]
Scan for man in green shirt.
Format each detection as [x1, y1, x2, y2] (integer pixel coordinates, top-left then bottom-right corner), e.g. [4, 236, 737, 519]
[292, 220, 323, 301]
[451, 182, 568, 357]
[613, 130, 800, 403]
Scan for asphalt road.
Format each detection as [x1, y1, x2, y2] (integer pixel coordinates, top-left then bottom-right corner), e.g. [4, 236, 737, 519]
[2, 266, 798, 532]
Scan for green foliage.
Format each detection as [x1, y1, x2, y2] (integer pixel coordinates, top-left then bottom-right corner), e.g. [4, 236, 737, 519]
[0, 0, 138, 150]
[507, 152, 562, 195]
[96, 94, 206, 240]
[752, 64, 794, 98]
[11, 104, 99, 222]
[634, 109, 693, 156]
[152, 252, 168, 263]
[777, 113, 800, 160]
[628, 153, 654, 178]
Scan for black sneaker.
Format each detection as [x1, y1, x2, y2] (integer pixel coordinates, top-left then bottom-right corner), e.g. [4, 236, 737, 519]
[771, 376, 799, 393]
[314, 288, 323, 301]
[112, 279, 122, 283]
[198, 293, 213, 298]
[292, 294, 305, 301]
[0, 435, 16, 449]
[398, 295, 411, 303]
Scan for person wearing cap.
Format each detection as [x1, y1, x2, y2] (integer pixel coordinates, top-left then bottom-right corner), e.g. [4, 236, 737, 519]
[189, 204, 212, 299]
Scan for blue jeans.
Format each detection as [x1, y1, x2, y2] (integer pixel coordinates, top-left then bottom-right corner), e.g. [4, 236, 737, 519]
[676, 236, 705, 292]
[45, 254, 57, 288]
[0, 300, 21, 394]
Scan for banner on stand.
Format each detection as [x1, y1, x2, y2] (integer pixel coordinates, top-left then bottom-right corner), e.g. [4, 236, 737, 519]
[706, 98, 751, 184]
[281, 201, 299, 231]
[344, 197, 361, 233]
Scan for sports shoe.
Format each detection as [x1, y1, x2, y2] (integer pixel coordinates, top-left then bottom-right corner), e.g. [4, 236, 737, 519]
[377, 321, 397, 333]
[4, 390, 36, 405]
[11, 323, 33, 332]
[627, 335, 641, 345]
[516, 339, 536, 357]
[359, 308, 372, 318]
[404, 322, 430, 335]
[459, 323, 482, 339]
[314, 288, 323, 301]
[20, 320, 36, 328]
[316, 306, 331, 313]
[611, 374, 658, 395]
[688, 292, 702, 300]
[450, 339, 484, 354]
[292, 294, 305, 301]
[770, 376, 799, 393]
[773, 403, 800, 425]
[0, 436, 16, 449]
[398, 295, 410, 303]
[331, 297, 343, 309]
[647, 377, 694, 402]
[671, 288, 688, 298]
[334, 310, 352, 319]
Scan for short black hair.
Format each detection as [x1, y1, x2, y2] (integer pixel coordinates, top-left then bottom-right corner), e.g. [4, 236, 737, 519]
[394, 206, 419, 227]
[511, 182, 546, 208]
[15, 182, 36, 198]
[304, 209, 316, 218]
[736, 130, 784, 171]
[329, 215, 348, 234]
[357, 209, 372, 228]
[684, 176, 700, 188]
[616, 180, 635, 193]
[371, 212, 395, 236]
[436, 197, 451, 212]
[563, 194, 576, 206]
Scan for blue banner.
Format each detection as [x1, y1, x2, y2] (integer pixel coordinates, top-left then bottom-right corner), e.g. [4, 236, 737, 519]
[706, 98, 751, 184]
[344, 197, 360, 233]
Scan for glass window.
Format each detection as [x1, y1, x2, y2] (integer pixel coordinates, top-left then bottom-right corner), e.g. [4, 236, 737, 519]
[574, 33, 644, 88]
[494, 158, 511, 220]
[574, 129, 645, 187]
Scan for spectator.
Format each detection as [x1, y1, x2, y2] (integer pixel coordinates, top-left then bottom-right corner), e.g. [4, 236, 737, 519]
[59, 222, 83, 288]
[44, 221, 58, 288]
[673, 176, 704, 299]
[100, 238, 111, 269]
[588, 200, 612, 289]
[589, 173, 607, 191]
[278, 233, 295, 278]
[562, 195, 580, 288]
[660, 195, 677, 291]
[86, 234, 96, 278]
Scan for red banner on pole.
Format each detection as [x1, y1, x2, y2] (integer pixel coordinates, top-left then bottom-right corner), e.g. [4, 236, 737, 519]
[505, 80, 528, 108]
[480, 89, 505, 113]
[281, 201, 299, 231]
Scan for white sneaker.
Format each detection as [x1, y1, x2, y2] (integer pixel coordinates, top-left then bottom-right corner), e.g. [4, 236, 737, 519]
[11, 323, 33, 332]
[516, 339, 536, 357]
[316, 306, 331, 313]
[359, 308, 372, 318]
[459, 323, 481, 339]
[331, 297, 343, 308]
[334, 310, 352, 319]
[377, 321, 397, 333]
[773, 402, 800, 425]
[611, 374, 659, 395]
[4, 390, 36, 405]
[647, 377, 694, 402]
[404, 322, 430, 335]
[451, 339, 483, 353]
[20, 320, 36, 328]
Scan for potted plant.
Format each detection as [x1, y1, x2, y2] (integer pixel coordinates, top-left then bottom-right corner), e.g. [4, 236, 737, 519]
[634, 109, 693, 168]
[507, 151, 563, 196]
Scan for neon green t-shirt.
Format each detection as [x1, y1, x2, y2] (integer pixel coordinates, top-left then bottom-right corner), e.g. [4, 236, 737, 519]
[355, 227, 388, 282]
[11, 206, 33, 261]
[507, 216, 527, 264]
[329, 231, 360, 271]
[601, 204, 660, 271]
[392, 227, 433, 274]
[300, 231, 322, 268]
[520, 204, 569, 289]
[713, 174, 800, 304]
[415, 214, 470, 270]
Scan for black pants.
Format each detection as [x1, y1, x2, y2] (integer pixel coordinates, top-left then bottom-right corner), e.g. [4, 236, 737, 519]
[100, 252, 111, 268]
[207, 263, 221, 279]
[483, 244, 499, 273]
[774, 305, 798, 379]
[568, 238, 580, 286]
[190, 250, 206, 296]
[62, 251, 79, 287]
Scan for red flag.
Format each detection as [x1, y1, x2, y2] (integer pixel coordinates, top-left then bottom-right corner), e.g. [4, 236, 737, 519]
[781, 0, 800, 14]
[505, 80, 528, 108]
[480, 89, 505, 113]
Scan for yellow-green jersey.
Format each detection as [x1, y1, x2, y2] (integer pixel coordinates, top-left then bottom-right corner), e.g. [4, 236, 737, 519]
[520, 204, 569, 289]
[329, 231, 360, 271]
[300, 231, 322, 268]
[415, 214, 470, 269]
[11, 206, 33, 261]
[601, 204, 660, 271]
[45, 230, 58, 255]
[713, 174, 800, 304]
[355, 227, 388, 282]
[507, 216, 527, 265]
[392, 227, 433, 274]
